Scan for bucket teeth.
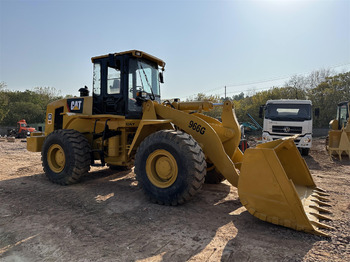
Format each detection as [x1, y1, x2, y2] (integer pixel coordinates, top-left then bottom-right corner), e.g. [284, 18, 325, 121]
[309, 205, 332, 214]
[311, 199, 332, 207]
[313, 229, 331, 237]
[310, 212, 332, 221]
[311, 193, 330, 202]
[311, 220, 335, 231]
[315, 187, 327, 193]
[313, 190, 330, 197]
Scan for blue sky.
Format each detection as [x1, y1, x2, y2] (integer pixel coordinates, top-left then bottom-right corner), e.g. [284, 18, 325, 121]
[1, 0, 349, 100]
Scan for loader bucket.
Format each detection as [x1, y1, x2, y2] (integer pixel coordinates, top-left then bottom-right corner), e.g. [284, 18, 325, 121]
[327, 129, 350, 160]
[238, 137, 333, 236]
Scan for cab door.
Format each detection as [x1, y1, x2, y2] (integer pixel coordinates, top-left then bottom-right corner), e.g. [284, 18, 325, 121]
[93, 57, 126, 115]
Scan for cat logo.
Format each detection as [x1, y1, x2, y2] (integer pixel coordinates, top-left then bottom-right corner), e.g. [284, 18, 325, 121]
[67, 98, 84, 113]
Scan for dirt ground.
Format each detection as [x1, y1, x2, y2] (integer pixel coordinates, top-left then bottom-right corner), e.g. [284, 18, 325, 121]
[0, 137, 349, 262]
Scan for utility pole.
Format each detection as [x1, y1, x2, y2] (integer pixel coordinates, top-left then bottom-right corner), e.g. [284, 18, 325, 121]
[225, 86, 226, 100]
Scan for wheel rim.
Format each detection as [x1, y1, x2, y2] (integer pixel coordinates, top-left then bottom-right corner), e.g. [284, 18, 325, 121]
[47, 144, 66, 173]
[146, 149, 178, 188]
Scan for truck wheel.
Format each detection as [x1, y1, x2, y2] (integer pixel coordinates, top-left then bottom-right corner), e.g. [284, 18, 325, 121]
[42, 129, 91, 185]
[20, 130, 26, 138]
[135, 130, 206, 205]
[301, 148, 310, 156]
[205, 163, 225, 184]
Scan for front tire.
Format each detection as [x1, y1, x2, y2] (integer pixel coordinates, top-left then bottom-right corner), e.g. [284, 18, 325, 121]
[42, 129, 91, 185]
[301, 148, 310, 156]
[135, 130, 206, 205]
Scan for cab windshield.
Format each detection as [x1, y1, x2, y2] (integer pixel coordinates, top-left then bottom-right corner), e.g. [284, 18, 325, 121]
[128, 58, 160, 103]
[337, 104, 349, 128]
[265, 104, 312, 121]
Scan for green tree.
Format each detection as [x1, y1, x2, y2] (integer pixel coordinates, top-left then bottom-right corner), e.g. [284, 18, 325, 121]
[188, 93, 223, 119]
[4, 101, 43, 124]
[0, 87, 64, 126]
[0, 82, 9, 122]
[307, 72, 350, 127]
[232, 92, 244, 101]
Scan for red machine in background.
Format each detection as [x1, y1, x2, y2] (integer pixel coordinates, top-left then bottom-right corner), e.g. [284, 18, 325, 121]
[7, 119, 36, 138]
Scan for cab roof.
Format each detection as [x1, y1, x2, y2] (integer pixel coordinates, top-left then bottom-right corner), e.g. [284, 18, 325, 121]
[91, 50, 166, 69]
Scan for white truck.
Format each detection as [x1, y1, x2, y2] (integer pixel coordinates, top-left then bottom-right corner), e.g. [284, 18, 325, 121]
[259, 99, 317, 156]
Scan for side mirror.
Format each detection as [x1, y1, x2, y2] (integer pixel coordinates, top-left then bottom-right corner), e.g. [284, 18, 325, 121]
[159, 72, 164, 84]
[314, 108, 320, 118]
[259, 106, 264, 118]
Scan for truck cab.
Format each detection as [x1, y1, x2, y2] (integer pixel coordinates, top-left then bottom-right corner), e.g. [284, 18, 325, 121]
[7, 119, 36, 138]
[260, 99, 314, 156]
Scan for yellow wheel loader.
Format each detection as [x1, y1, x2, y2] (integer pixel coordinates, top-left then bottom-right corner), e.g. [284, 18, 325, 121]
[327, 101, 350, 160]
[27, 50, 333, 236]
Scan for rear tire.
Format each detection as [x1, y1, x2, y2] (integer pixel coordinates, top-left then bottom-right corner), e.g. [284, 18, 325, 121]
[135, 130, 206, 205]
[42, 129, 91, 185]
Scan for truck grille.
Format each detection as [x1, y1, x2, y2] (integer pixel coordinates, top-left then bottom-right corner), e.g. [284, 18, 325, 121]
[272, 126, 302, 134]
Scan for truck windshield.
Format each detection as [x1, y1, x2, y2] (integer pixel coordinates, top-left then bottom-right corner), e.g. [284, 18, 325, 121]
[265, 104, 312, 121]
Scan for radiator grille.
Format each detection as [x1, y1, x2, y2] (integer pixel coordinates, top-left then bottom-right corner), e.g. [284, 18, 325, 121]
[272, 126, 302, 134]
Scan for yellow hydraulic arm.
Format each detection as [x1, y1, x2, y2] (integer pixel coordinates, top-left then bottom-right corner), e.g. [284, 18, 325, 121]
[154, 100, 241, 187]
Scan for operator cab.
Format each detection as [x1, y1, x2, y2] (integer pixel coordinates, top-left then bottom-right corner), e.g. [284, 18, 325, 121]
[91, 50, 165, 119]
[336, 101, 349, 129]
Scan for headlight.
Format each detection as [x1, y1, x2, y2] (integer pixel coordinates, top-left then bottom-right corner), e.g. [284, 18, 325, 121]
[304, 137, 311, 143]
[262, 133, 272, 142]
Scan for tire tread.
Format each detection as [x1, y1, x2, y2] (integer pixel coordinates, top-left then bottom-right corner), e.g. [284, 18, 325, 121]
[135, 130, 206, 206]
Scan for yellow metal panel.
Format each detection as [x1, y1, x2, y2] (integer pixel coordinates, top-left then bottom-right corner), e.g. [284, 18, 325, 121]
[329, 119, 338, 130]
[44, 97, 94, 136]
[64, 117, 102, 135]
[27, 135, 45, 152]
[108, 136, 120, 157]
[45, 99, 65, 135]
[82, 96, 92, 115]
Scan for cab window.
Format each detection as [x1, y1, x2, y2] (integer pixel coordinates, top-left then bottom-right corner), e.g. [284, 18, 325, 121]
[107, 67, 121, 94]
[93, 63, 101, 96]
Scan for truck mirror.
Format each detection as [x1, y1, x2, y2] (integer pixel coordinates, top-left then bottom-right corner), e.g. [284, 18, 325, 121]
[315, 108, 320, 117]
[259, 106, 264, 118]
[159, 72, 164, 84]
